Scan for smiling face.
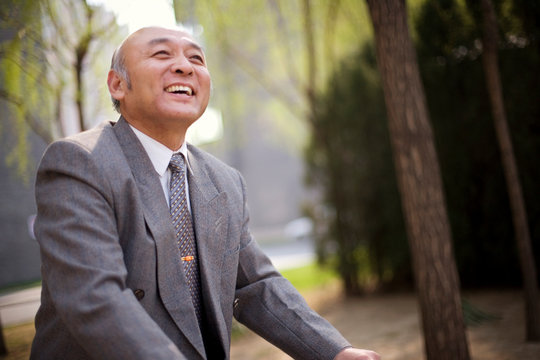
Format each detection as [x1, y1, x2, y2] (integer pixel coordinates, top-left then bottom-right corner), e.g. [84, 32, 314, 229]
[108, 27, 211, 148]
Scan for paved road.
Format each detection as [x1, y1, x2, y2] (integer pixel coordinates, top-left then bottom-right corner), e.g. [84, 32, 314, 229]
[0, 287, 41, 326]
[260, 237, 315, 270]
[0, 239, 314, 326]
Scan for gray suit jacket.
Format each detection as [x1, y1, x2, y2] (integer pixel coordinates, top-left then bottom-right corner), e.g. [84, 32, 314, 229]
[30, 117, 350, 359]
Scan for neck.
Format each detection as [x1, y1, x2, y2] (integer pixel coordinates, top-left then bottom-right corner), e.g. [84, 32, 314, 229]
[123, 116, 187, 151]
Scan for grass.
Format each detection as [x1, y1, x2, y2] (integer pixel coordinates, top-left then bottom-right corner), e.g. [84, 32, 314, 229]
[1, 322, 35, 360]
[0, 281, 41, 296]
[280, 261, 339, 291]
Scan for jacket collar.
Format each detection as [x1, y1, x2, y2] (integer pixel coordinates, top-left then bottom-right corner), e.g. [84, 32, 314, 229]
[112, 117, 207, 358]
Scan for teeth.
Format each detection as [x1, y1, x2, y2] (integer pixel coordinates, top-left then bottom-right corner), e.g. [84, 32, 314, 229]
[165, 85, 193, 95]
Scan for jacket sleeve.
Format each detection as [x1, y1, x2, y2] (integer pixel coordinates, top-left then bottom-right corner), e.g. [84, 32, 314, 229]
[33, 140, 186, 360]
[232, 172, 351, 360]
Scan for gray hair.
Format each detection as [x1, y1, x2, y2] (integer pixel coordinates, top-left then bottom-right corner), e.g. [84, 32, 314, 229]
[110, 45, 131, 113]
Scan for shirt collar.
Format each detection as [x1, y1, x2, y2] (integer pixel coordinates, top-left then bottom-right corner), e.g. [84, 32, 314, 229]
[129, 124, 189, 177]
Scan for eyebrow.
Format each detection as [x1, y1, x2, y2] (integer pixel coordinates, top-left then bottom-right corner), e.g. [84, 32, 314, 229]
[147, 37, 204, 53]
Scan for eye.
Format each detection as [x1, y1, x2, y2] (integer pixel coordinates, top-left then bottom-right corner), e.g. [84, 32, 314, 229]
[152, 50, 170, 57]
[189, 54, 204, 64]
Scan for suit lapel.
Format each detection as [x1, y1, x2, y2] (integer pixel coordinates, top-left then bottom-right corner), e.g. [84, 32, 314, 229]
[113, 117, 206, 358]
[187, 146, 230, 354]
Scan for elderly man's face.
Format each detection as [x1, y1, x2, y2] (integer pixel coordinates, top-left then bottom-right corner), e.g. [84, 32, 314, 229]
[116, 27, 211, 127]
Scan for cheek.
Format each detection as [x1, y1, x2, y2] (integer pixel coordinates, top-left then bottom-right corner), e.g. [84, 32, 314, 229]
[201, 77, 212, 100]
[199, 69, 211, 86]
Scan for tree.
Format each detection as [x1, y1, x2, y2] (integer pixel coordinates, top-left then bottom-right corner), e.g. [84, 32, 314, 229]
[174, 0, 374, 139]
[479, 0, 540, 341]
[0, 0, 123, 179]
[306, 43, 410, 294]
[365, 0, 470, 359]
[177, 0, 391, 294]
[413, 0, 540, 290]
[0, 0, 48, 180]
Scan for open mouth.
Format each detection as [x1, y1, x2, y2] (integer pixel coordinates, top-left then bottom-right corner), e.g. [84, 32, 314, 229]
[165, 85, 194, 96]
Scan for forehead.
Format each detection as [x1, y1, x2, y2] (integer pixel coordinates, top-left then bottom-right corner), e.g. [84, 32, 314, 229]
[125, 27, 203, 53]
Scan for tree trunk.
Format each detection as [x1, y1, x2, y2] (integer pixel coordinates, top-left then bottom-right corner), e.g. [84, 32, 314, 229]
[75, 51, 86, 132]
[301, 0, 317, 106]
[480, 0, 540, 342]
[365, 1, 470, 359]
[75, 1, 96, 132]
[0, 314, 7, 356]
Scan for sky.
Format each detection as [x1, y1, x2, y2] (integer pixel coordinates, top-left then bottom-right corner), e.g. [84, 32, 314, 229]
[88, 0, 177, 33]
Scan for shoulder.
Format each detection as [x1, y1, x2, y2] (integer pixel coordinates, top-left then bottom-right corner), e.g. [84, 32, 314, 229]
[41, 121, 120, 161]
[38, 121, 125, 181]
[48, 121, 117, 153]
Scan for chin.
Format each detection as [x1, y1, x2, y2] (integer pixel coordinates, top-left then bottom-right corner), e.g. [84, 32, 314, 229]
[164, 114, 199, 127]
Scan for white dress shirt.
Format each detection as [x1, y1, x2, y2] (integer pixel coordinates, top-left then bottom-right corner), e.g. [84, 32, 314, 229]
[129, 125, 191, 210]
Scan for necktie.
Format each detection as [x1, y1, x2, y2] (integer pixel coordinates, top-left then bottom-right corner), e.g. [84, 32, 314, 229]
[169, 153, 203, 325]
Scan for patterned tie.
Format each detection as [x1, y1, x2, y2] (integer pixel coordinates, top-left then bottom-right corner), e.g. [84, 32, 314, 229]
[169, 153, 203, 325]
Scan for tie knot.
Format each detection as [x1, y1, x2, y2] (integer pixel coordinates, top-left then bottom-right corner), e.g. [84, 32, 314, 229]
[169, 153, 185, 173]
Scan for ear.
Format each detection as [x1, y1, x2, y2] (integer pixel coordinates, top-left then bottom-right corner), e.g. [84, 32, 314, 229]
[107, 70, 126, 102]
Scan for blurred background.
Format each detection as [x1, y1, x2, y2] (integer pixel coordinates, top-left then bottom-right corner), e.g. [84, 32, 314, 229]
[0, 0, 539, 359]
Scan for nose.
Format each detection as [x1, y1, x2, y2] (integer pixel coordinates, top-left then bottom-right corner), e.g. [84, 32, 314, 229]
[171, 54, 193, 75]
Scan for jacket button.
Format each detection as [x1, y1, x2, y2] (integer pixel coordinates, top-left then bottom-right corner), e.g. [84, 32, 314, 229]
[134, 289, 145, 300]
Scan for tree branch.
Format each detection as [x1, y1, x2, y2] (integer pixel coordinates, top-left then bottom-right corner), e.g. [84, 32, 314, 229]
[266, 0, 303, 90]
[223, 43, 306, 119]
[323, 0, 341, 77]
[0, 89, 55, 144]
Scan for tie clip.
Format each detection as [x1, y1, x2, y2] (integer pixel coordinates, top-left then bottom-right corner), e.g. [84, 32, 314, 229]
[181, 255, 195, 261]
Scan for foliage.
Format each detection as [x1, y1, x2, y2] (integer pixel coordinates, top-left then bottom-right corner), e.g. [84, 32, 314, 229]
[181, 0, 425, 293]
[414, 0, 540, 287]
[0, 0, 124, 181]
[305, 43, 410, 294]
[0, 0, 48, 181]
[179, 0, 539, 292]
[305, 0, 540, 293]
[174, 0, 375, 151]
[462, 298, 501, 327]
[178, 0, 390, 293]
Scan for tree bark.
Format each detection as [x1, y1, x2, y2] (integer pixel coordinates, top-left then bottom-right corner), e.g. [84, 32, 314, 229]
[480, 0, 540, 342]
[365, 1, 470, 359]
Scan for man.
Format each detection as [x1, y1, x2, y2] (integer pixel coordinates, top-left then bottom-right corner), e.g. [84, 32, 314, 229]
[30, 26, 379, 360]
